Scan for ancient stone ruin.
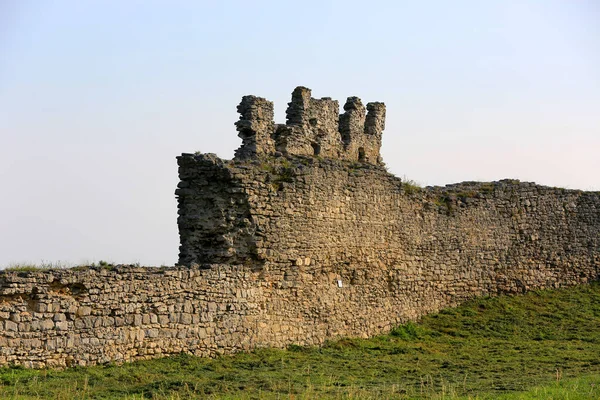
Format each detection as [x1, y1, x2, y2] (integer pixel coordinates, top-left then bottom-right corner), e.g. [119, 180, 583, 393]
[234, 86, 385, 164]
[1, 87, 599, 368]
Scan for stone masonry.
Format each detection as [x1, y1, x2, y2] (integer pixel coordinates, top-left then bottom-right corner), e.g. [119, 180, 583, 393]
[1, 87, 599, 368]
[234, 86, 386, 164]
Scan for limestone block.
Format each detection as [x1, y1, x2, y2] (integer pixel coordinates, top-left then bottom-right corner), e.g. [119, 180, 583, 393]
[77, 306, 92, 317]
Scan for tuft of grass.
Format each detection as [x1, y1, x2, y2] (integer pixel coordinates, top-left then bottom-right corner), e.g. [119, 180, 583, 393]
[454, 190, 478, 199]
[1, 260, 123, 272]
[84, 260, 117, 269]
[390, 321, 428, 340]
[260, 158, 296, 191]
[402, 176, 423, 195]
[434, 194, 455, 216]
[3, 260, 73, 271]
[480, 182, 495, 194]
[3, 264, 45, 272]
[2, 284, 600, 398]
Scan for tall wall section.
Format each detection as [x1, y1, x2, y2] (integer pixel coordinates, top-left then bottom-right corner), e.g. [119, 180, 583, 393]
[177, 153, 600, 292]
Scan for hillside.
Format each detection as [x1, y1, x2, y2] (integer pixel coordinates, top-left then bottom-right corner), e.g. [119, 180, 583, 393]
[2, 283, 600, 399]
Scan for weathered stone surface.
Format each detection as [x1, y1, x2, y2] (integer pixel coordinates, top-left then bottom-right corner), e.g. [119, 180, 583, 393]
[1, 88, 599, 369]
[234, 86, 385, 164]
[234, 95, 275, 160]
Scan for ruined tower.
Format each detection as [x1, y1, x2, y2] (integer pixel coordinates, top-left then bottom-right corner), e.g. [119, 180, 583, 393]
[233, 86, 386, 164]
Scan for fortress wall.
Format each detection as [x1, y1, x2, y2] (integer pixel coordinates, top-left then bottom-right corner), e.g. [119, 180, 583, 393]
[178, 153, 600, 291]
[0, 262, 444, 368]
[1, 154, 599, 368]
[3, 84, 600, 368]
[0, 265, 276, 368]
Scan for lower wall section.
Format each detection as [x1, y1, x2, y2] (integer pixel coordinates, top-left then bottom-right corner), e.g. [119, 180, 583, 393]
[1, 260, 599, 368]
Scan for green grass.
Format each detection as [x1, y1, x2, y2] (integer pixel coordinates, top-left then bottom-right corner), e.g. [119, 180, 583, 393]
[2, 283, 600, 399]
[402, 176, 423, 195]
[2, 260, 122, 272]
[2, 260, 73, 271]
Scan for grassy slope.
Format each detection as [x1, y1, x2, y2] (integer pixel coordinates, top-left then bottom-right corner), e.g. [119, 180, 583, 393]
[2, 283, 600, 399]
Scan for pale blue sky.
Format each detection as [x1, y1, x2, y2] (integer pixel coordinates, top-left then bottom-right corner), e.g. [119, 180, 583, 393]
[1, 0, 599, 267]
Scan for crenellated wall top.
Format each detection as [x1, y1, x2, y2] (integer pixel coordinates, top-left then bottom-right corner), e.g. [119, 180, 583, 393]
[234, 86, 386, 165]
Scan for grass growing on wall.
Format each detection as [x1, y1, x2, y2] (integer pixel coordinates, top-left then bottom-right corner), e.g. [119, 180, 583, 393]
[401, 175, 423, 195]
[2, 283, 600, 399]
[2, 260, 127, 272]
[2, 260, 73, 271]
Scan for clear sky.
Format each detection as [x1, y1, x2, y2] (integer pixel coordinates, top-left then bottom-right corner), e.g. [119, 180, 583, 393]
[1, 0, 599, 267]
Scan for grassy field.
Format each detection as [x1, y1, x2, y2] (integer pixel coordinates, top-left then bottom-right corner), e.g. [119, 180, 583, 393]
[2, 283, 600, 399]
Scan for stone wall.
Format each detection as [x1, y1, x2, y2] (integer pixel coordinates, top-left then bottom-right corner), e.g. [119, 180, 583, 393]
[1, 87, 599, 368]
[4, 155, 596, 369]
[177, 154, 600, 283]
[234, 86, 386, 164]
